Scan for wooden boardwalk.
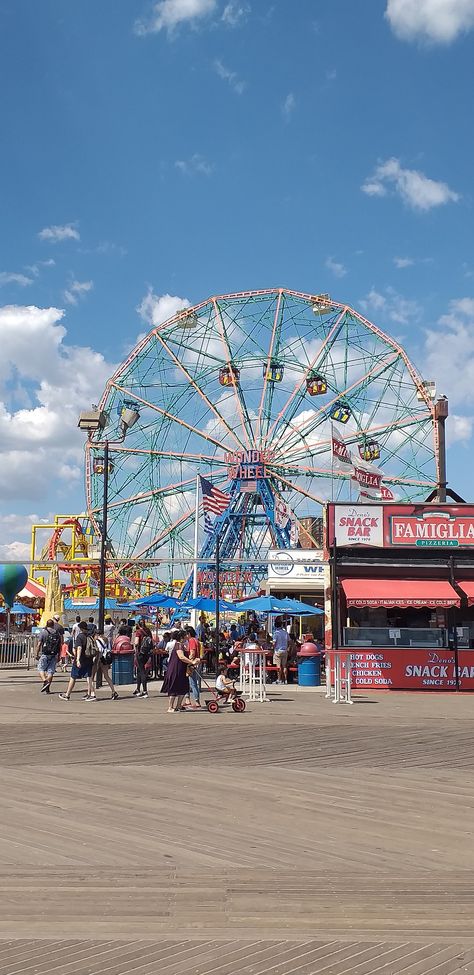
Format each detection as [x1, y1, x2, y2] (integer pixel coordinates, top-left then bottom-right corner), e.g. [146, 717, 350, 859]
[1, 673, 474, 973]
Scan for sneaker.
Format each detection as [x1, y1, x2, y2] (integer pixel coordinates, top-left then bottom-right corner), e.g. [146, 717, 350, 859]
[85, 695, 97, 702]
[41, 681, 49, 693]
[45, 685, 51, 694]
[58, 693, 70, 701]
[133, 689, 140, 696]
[112, 691, 119, 700]
[141, 692, 148, 699]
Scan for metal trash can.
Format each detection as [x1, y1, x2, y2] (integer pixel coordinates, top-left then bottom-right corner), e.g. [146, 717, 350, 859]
[297, 640, 322, 687]
[112, 652, 135, 686]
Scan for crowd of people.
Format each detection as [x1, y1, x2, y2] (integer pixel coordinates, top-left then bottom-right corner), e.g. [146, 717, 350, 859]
[35, 611, 323, 708]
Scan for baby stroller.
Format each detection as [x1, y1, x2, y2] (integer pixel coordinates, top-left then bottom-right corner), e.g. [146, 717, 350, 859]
[201, 673, 246, 714]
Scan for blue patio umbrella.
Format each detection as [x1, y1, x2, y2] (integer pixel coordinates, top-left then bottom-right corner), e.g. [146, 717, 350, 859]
[182, 596, 237, 613]
[277, 597, 324, 616]
[134, 593, 182, 609]
[10, 602, 36, 615]
[233, 596, 291, 614]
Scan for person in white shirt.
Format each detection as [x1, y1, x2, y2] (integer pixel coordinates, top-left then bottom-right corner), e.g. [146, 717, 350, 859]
[215, 666, 236, 701]
[103, 616, 115, 649]
[71, 615, 81, 640]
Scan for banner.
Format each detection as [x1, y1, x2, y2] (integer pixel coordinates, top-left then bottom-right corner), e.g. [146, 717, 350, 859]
[349, 648, 474, 690]
[275, 497, 291, 529]
[351, 466, 382, 491]
[328, 503, 474, 551]
[360, 483, 396, 502]
[333, 504, 384, 546]
[331, 432, 352, 465]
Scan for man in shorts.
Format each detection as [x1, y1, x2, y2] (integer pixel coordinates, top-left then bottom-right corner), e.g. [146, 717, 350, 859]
[272, 617, 289, 684]
[36, 619, 62, 694]
[59, 621, 96, 701]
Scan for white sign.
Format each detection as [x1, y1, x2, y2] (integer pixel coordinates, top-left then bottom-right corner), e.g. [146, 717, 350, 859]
[268, 549, 325, 583]
[334, 505, 384, 547]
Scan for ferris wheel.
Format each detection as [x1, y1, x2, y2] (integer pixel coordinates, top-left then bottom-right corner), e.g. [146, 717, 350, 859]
[85, 288, 439, 593]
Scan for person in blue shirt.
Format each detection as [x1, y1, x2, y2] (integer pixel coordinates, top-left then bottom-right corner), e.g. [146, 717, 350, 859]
[272, 617, 289, 684]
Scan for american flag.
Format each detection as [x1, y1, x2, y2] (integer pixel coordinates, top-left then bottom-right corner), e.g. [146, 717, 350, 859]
[200, 476, 230, 532]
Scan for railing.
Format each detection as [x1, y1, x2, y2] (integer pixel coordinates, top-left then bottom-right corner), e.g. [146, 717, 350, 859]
[0, 635, 36, 669]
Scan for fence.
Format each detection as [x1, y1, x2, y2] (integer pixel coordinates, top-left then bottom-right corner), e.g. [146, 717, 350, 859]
[0, 635, 36, 669]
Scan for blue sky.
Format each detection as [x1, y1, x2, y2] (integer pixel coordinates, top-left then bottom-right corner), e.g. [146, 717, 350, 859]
[0, 0, 473, 560]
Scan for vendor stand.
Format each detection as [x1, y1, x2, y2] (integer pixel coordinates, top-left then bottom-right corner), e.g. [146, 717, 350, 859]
[325, 503, 474, 691]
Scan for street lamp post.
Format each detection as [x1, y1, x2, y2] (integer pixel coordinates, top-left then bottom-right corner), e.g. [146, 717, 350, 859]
[78, 404, 140, 633]
[434, 396, 449, 504]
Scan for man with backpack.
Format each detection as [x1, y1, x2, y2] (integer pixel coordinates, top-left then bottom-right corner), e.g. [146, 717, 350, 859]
[36, 619, 62, 694]
[59, 620, 97, 701]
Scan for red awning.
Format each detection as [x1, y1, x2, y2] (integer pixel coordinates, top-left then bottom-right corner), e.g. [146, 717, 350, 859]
[17, 579, 46, 600]
[458, 581, 474, 607]
[340, 578, 460, 609]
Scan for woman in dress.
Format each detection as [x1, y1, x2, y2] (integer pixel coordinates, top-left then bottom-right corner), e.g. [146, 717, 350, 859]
[161, 629, 196, 712]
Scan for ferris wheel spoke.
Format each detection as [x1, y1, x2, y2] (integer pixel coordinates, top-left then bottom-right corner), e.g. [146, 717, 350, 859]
[275, 473, 328, 507]
[102, 445, 226, 466]
[283, 411, 436, 470]
[122, 508, 196, 569]
[299, 463, 434, 489]
[256, 289, 284, 445]
[263, 308, 346, 448]
[88, 477, 199, 515]
[276, 351, 401, 457]
[284, 411, 431, 461]
[212, 298, 254, 447]
[112, 383, 228, 452]
[153, 330, 246, 451]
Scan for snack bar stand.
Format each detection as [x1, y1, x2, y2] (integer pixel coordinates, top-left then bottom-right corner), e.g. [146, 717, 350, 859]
[324, 503, 474, 691]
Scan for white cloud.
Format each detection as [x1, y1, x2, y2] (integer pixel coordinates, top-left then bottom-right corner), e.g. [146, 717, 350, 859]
[135, 0, 217, 35]
[360, 286, 421, 325]
[26, 259, 56, 277]
[362, 158, 460, 211]
[424, 298, 474, 417]
[0, 304, 114, 501]
[137, 290, 190, 327]
[325, 256, 347, 278]
[0, 272, 34, 287]
[222, 1, 250, 25]
[38, 223, 80, 243]
[0, 540, 31, 561]
[213, 58, 246, 94]
[175, 154, 214, 176]
[0, 513, 50, 562]
[63, 279, 94, 306]
[386, 0, 474, 44]
[394, 256, 415, 268]
[449, 414, 473, 443]
[282, 92, 296, 120]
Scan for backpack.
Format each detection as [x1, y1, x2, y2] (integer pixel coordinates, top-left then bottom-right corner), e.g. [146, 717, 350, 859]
[138, 634, 153, 662]
[96, 637, 113, 667]
[84, 635, 97, 659]
[43, 628, 61, 657]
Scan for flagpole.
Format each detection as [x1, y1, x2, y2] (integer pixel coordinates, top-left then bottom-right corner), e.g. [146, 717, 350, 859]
[215, 533, 220, 675]
[191, 475, 200, 631]
[330, 423, 335, 502]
